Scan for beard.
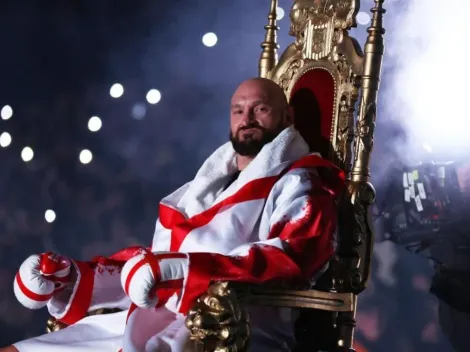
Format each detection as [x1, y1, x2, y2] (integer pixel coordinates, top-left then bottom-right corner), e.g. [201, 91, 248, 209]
[230, 122, 284, 157]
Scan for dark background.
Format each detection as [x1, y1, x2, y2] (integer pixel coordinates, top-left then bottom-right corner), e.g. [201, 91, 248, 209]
[0, 0, 467, 350]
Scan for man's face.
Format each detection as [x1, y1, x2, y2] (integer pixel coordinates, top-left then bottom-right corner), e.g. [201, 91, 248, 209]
[229, 80, 290, 156]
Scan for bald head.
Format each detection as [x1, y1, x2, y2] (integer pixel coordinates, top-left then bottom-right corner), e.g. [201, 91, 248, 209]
[229, 77, 294, 160]
[231, 78, 289, 110]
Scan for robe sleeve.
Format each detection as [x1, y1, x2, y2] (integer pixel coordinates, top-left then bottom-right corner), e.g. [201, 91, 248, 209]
[176, 166, 343, 314]
[47, 246, 148, 325]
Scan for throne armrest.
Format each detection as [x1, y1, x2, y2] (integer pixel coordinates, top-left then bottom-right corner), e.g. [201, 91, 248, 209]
[185, 282, 357, 352]
[240, 287, 355, 312]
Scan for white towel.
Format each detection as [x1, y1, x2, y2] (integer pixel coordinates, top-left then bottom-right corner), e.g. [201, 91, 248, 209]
[164, 125, 312, 218]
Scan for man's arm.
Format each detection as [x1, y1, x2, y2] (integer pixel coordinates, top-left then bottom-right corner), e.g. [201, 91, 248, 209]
[47, 247, 147, 324]
[178, 168, 339, 312]
[14, 246, 150, 325]
[122, 166, 342, 314]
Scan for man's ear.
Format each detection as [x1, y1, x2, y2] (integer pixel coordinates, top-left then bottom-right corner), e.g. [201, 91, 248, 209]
[284, 105, 295, 126]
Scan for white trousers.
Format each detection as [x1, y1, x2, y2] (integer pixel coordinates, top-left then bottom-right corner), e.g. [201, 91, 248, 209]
[14, 307, 297, 352]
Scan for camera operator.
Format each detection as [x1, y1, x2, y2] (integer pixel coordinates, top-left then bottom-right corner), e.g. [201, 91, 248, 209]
[430, 161, 470, 352]
[371, 156, 470, 351]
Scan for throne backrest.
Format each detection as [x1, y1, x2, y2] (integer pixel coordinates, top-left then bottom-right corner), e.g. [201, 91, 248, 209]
[267, 0, 363, 174]
[259, 0, 385, 293]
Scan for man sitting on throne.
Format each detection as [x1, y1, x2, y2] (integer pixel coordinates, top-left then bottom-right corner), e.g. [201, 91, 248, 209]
[2, 78, 344, 352]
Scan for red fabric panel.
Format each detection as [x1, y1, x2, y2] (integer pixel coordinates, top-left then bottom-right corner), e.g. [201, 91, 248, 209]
[124, 258, 149, 296]
[54, 248, 147, 326]
[125, 303, 138, 324]
[290, 69, 335, 158]
[179, 245, 303, 314]
[270, 175, 338, 279]
[107, 247, 150, 262]
[289, 154, 345, 195]
[91, 246, 149, 268]
[160, 174, 283, 251]
[59, 261, 95, 325]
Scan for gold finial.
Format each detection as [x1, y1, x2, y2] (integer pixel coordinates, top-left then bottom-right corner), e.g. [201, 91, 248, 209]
[369, 0, 386, 35]
[259, 0, 279, 78]
[351, 0, 386, 183]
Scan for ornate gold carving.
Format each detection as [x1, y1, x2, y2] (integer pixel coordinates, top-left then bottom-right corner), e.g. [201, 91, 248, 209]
[354, 100, 375, 156]
[336, 95, 350, 169]
[278, 59, 303, 92]
[289, 0, 358, 36]
[334, 0, 360, 28]
[185, 282, 250, 352]
[334, 52, 351, 82]
[346, 180, 376, 291]
[312, 30, 326, 54]
[288, 0, 358, 60]
[46, 317, 68, 333]
[332, 49, 360, 172]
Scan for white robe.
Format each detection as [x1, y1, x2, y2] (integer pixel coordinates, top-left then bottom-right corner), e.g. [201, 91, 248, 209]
[13, 126, 344, 351]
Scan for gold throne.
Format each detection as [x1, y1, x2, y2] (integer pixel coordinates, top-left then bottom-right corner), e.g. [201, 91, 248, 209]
[185, 1, 386, 351]
[45, 1, 386, 350]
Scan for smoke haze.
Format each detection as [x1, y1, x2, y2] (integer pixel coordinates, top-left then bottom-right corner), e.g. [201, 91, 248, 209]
[384, 0, 470, 162]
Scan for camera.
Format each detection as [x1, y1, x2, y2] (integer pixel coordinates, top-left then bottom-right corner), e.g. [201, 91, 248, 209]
[378, 161, 470, 314]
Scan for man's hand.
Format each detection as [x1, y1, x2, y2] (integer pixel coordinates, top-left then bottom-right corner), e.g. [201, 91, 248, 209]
[120, 251, 188, 309]
[13, 253, 73, 309]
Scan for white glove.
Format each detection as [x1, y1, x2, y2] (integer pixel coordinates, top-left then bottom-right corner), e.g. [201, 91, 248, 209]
[120, 251, 188, 309]
[14, 252, 72, 310]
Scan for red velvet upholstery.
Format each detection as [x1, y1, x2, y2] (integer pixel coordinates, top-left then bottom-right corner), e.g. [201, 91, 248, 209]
[289, 69, 335, 158]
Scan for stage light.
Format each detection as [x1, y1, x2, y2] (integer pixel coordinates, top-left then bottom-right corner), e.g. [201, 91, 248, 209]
[88, 116, 102, 132]
[132, 103, 147, 120]
[276, 7, 285, 20]
[110, 83, 124, 98]
[0, 132, 11, 147]
[357, 11, 371, 25]
[146, 89, 161, 105]
[45, 209, 56, 223]
[21, 146, 34, 162]
[1, 105, 13, 120]
[202, 32, 218, 47]
[79, 149, 93, 164]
